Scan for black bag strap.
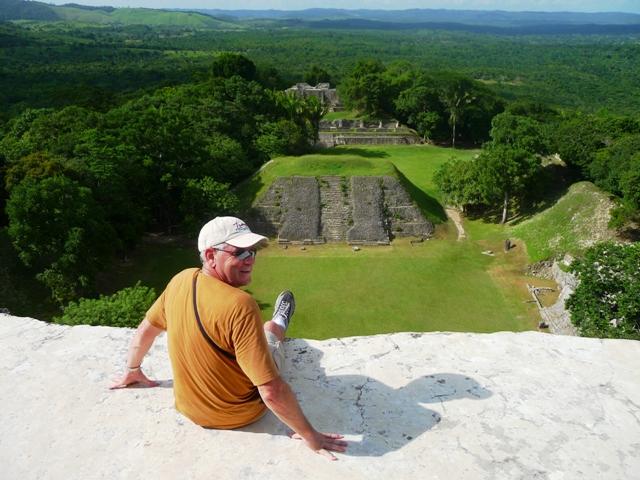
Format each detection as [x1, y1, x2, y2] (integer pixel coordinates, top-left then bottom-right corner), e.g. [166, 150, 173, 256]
[192, 271, 236, 360]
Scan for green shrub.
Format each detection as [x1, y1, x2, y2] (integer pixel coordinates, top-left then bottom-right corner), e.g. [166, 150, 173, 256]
[54, 282, 156, 328]
[566, 242, 640, 340]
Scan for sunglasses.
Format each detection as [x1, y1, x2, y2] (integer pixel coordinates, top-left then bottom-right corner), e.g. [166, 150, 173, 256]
[215, 247, 257, 261]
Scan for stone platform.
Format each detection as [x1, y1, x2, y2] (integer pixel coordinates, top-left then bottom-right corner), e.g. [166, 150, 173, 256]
[1, 315, 639, 479]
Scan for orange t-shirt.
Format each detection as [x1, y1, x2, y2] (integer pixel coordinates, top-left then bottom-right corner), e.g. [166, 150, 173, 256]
[146, 268, 279, 429]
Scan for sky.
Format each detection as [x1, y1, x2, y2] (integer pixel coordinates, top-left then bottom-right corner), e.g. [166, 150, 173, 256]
[44, 1, 640, 14]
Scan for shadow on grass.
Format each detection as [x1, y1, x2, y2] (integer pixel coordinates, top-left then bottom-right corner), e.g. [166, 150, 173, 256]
[239, 342, 492, 457]
[508, 165, 575, 226]
[394, 168, 447, 224]
[313, 147, 389, 159]
[461, 166, 575, 226]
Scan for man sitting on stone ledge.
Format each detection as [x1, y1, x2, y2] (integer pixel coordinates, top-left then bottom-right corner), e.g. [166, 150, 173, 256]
[111, 216, 347, 460]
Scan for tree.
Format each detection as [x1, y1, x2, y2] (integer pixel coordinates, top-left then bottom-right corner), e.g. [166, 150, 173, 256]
[434, 158, 482, 211]
[304, 65, 331, 86]
[566, 242, 640, 340]
[439, 75, 476, 148]
[620, 153, 640, 211]
[490, 112, 549, 155]
[338, 59, 390, 117]
[506, 101, 559, 124]
[550, 112, 639, 176]
[180, 177, 239, 233]
[211, 52, 256, 81]
[6, 175, 116, 303]
[394, 86, 443, 142]
[476, 145, 541, 223]
[255, 120, 307, 158]
[590, 134, 640, 196]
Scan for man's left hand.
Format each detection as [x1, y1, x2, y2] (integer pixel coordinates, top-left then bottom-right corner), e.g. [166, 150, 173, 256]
[110, 369, 159, 389]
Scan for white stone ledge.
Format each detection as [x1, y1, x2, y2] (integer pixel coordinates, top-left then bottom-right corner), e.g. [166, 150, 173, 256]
[1, 315, 639, 480]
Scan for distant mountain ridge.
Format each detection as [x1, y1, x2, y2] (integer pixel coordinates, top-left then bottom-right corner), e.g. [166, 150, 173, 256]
[190, 8, 640, 26]
[3, 2, 640, 34]
[273, 18, 640, 35]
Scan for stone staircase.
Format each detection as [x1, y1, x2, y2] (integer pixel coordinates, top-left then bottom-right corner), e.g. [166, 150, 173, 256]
[319, 176, 351, 242]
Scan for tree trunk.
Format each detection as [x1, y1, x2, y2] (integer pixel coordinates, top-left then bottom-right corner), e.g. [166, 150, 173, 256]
[452, 121, 456, 149]
[501, 191, 509, 224]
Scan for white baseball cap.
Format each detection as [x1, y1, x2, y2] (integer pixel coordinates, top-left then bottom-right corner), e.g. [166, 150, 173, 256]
[198, 217, 268, 252]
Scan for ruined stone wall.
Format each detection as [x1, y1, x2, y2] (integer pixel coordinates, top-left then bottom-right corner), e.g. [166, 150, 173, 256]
[248, 175, 433, 245]
[319, 135, 420, 147]
[285, 83, 342, 111]
[317, 118, 420, 147]
[382, 177, 434, 238]
[541, 261, 579, 336]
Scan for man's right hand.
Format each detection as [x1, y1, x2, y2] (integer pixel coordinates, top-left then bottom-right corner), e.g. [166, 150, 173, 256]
[110, 369, 159, 389]
[291, 431, 348, 461]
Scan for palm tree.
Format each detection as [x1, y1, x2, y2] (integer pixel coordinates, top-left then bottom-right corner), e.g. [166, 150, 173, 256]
[440, 77, 475, 149]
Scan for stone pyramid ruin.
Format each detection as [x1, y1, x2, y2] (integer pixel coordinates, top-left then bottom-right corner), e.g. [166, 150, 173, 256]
[247, 176, 434, 245]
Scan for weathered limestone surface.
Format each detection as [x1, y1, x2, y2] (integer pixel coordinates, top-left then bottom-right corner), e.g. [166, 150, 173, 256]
[382, 176, 434, 238]
[542, 261, 579, 336]
[1, 314, 639, 480]
[347, 176, 388, 244]
[278, 176, 322, 242]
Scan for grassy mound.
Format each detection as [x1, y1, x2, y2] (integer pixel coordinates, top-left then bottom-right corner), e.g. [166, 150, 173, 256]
[235, 149, 396, 210]
[511, 181, 617, 262]
[236, 145, 476, 223]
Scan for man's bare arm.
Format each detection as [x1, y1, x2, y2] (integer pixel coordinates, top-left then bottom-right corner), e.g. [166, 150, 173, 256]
[110, 318, 163, 389]
[258, 376, 347, 460]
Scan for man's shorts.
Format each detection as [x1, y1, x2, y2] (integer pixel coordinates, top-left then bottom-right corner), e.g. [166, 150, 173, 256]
[265, 331, 285, 371]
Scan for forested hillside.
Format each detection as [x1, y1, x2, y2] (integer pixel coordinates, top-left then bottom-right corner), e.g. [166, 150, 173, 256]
[2, 20, 640, 119]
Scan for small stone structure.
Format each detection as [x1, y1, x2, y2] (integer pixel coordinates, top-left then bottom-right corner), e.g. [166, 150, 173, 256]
[317, 119, 421, 147]
[247, 175, 433, 245]
[285, 82, 342, 111]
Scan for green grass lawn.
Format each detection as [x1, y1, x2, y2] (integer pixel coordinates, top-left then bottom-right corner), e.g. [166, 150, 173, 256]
[251, 241, 537, 338]
[97, 144, 547, 339]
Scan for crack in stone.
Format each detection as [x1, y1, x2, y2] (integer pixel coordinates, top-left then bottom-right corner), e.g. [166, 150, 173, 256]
[354, 377, 373, 434]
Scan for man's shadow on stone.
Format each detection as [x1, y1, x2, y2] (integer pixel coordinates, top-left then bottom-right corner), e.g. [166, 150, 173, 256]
[240, 340, 492, 457]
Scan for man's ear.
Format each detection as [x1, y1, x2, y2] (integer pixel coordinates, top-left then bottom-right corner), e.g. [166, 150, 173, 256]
[204, 248, 216, 264]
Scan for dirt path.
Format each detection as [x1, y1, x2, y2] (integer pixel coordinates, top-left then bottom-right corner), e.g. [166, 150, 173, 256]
[445, 208, 466, 241]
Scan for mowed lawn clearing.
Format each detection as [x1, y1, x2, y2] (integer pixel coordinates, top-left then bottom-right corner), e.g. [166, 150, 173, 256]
[250, 241, 537, 339]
